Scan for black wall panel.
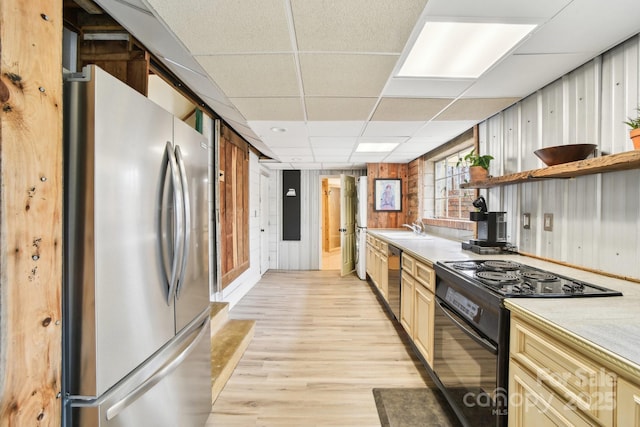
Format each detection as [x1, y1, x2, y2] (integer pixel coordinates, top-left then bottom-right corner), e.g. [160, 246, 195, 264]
[282, 170, 301, 241]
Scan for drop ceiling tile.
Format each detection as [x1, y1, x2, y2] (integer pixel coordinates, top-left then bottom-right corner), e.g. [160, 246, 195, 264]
[310, 137, 359, 149]
[383, 153, 420, 162]
[307, 121, 366, 137]
[423, 0, 568, 20]
[363, 121, 424, 137]
[145, 0, 291, 54]
[372, 98, 453, 121]
[414, 121, 478, 138]
[393, 140, 440, 153]
[349, 153, 389, 162]
[358, 136, 408, 145]
[291, 0, 428, 53]
[464, 53, 595, 97]
[383, 78, 474, 98]
[249, 121, 308, 138]
[197, 54, 299, 97]
[437, 98, 520, 121]
[321, 163, 364, 169]
[314, 152, 353, 162]
[305, 97, 377, 121]
[231, 97, 304, 121]
[515, 0, 640, 55]
[300, 54, 398, 97]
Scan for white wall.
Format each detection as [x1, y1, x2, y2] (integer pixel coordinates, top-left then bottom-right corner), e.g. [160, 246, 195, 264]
[478, 34, 640, 279]
[268, 169, 366, 270]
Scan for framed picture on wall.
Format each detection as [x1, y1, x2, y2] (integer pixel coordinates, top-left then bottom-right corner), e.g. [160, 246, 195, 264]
[374, 178, 402, 212]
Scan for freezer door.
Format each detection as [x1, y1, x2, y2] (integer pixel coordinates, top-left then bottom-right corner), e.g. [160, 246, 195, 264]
[172, 117, 211, 333]
[64, 66, 176, 398]
[71, 309, 212, 427]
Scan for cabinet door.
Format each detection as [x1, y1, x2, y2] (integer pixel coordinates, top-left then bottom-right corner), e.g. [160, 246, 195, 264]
[510, 317, 614, 426]
[618, 377, 640, 427]
[508, 362, 594, 427]
[366, 243, 374, 276]
[400, 272, 414, 334]
[379, 252, 388, 300]
[413, 282, 435, 367]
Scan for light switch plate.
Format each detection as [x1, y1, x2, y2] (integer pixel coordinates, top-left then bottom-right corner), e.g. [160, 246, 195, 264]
[522, 213, 531, 229]
[544, 213, 553, 231]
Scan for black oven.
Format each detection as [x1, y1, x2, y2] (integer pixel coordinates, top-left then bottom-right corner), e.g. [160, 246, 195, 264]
[432, 259, 622, 427]
[432, 271, 509, 427]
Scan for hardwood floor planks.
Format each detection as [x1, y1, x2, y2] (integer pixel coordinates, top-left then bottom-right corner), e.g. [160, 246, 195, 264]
[207, 270, 435, 426]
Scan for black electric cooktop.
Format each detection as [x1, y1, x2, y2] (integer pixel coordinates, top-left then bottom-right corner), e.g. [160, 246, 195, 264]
[438, 260, 623, 298]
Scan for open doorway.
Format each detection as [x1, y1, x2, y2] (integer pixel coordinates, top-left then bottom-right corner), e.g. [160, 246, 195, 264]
[321, 177, 341, 270]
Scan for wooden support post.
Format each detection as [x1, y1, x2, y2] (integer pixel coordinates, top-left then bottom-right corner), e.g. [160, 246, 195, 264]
[0, 0, 63, 426]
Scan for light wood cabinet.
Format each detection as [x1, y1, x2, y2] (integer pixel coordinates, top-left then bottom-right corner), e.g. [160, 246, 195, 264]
[366, 234, 388, 302]
[413, 280, 435, 367]
[617, 377, 640, 426]
[509, 315, 615, 427]
[400, 271, 414, 334]
[401, 252, 436, 368]
[509, 362, 594, 427]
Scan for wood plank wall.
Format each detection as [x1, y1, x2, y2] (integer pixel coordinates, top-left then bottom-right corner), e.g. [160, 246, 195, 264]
[366, 163, 409, 229]
[407, 158, 421, 223]
[0, 0, 63, 425]
[219, 124, 250, 288]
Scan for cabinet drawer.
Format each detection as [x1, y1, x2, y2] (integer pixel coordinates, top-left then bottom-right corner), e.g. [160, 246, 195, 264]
[414, 260, 435, 293]
[378, 241, 388, 254]
[510, 317, 614, 427]
[509, 361, 595, 427]
[402, 253, 416, 276]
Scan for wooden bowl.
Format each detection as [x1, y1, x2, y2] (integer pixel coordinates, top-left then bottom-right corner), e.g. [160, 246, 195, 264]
[534, 144, 597, 166]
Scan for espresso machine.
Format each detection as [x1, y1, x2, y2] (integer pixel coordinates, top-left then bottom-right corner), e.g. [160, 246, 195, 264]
[462, 196, 509, 253]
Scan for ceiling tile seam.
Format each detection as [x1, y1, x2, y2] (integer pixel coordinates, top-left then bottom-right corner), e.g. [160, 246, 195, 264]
[284, 0, 308, 123]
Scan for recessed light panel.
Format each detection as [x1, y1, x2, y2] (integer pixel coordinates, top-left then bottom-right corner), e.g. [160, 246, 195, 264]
[356, 142, 399, 152]
[397, 22, 536, 79]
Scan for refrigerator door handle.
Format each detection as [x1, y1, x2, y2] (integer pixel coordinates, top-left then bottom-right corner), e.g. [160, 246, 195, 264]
[104, 312, 209, 420]
[174, 144, 191, 299]
[165, 141, 185, 305]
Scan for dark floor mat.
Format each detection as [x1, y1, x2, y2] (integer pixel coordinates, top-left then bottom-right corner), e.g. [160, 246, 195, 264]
[372, 387, 462, 427]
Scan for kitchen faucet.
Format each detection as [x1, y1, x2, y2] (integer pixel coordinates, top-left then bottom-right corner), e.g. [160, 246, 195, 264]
[402, 223, 420, 233]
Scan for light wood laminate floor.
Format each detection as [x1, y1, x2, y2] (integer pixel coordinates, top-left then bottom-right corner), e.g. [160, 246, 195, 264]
[207, 270, 436, 426]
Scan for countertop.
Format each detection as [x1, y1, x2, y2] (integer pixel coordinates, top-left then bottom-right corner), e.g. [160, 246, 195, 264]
[367, 228, 640, 378]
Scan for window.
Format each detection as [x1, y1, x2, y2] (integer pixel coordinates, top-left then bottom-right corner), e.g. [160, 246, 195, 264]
[434, 148, 476, 220]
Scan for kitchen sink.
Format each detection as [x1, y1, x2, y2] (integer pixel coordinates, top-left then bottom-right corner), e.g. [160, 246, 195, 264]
[377, 231, 433, 240]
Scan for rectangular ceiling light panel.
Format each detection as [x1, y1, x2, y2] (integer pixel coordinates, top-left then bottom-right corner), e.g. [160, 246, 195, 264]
[398, 22, 536, 78]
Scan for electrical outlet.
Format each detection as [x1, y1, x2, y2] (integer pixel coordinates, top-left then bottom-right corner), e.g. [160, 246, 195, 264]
[544, 213, 553, 231]
[522, 213, 531, 229]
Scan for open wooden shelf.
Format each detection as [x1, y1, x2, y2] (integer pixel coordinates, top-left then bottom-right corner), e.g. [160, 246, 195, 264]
[460, 150, 640, 189]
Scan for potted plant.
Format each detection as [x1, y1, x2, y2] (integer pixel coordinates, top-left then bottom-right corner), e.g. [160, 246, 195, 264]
[623, 108, 640, 150]
[457, 149, 494, 182]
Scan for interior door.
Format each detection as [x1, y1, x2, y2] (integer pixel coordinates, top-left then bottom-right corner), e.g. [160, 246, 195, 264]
[259, 171, 270, 274]
[340, 174, 356, 276]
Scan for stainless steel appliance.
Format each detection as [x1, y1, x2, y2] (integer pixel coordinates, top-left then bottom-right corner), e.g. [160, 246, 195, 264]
[355, 176, 368, 280]
[63, 65, 212, 427]
[433, 259, 622, 427]
[387, 245, 401, 320]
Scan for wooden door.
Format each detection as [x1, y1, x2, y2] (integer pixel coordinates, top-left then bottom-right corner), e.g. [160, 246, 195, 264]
[340, 174, 356, 276]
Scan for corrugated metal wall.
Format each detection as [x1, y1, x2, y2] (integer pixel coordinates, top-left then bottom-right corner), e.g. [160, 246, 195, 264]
[268, 169, 366, 270]
[478, 34, 640, 279]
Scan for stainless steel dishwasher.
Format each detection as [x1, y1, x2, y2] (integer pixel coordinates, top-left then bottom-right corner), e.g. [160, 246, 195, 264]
[387, 245, 401, 320]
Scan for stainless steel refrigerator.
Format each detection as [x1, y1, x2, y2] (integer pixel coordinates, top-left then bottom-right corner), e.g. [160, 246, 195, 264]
[63, 65, 212, 427]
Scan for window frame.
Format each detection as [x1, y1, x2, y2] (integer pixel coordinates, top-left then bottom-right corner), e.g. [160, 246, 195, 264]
[433, 147, 477, 220]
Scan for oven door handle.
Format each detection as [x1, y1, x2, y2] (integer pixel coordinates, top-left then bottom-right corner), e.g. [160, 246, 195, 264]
[436, 300, 498, 355]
